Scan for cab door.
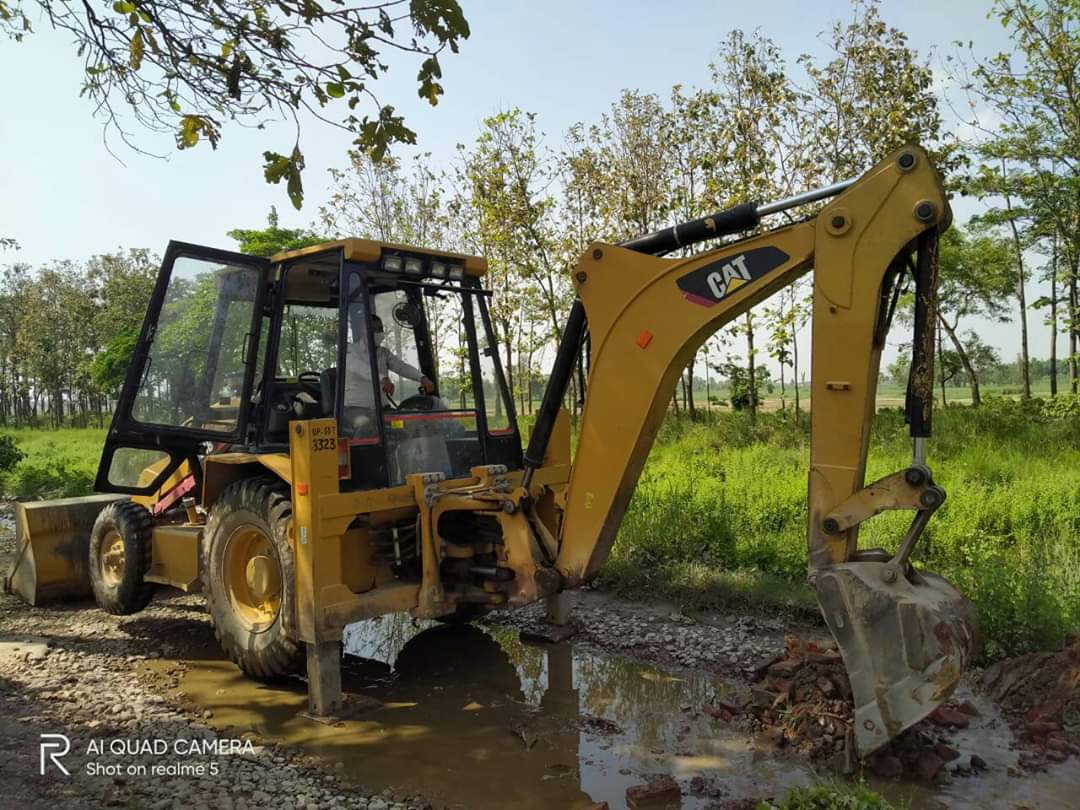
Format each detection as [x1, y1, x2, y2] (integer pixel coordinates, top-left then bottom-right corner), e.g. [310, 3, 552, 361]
[95, 241, 270, 495]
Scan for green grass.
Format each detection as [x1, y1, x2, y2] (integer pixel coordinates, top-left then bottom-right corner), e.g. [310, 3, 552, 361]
[603, 396, 1080, 660]
[759, 782, 898, 809]
[0, 427, 105, 498]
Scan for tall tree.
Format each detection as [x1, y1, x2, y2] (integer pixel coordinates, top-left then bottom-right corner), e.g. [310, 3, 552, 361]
[799, 0, 958, 181]
[931, 225, 1015, 406]
[955, 0, 1080, 394]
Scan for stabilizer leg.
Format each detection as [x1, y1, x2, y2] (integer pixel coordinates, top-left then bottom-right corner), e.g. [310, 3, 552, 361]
[306, 641, 343, 716]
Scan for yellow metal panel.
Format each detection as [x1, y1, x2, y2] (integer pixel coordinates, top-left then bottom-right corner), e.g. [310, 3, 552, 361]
[289, 419, 344, 643]
[807, 145, 950, 566]
[145, 524, 202, 591]
[555, 223, 815, 585]
[132, 459, 193, 510]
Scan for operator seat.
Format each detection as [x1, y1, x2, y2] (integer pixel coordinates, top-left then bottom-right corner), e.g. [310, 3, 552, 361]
[319, 368, 337, 417]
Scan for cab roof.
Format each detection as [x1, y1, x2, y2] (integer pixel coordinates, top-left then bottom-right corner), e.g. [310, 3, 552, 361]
[271, 238, 487, 276]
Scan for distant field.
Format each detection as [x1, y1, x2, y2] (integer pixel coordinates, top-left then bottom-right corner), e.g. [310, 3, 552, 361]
[0, 427, 105, 498]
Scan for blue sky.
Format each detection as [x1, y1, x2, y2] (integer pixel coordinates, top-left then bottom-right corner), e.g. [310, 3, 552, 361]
[1, 0, 1052, 373]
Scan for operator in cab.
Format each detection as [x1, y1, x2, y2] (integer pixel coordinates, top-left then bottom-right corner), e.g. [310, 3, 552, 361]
[343, 314, 435, 434]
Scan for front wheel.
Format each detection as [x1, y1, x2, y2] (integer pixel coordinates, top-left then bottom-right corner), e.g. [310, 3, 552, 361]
[201, 477, 302, 679]
[89, 500, 155, 615]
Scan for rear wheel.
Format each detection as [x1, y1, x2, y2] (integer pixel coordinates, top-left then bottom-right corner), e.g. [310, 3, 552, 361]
[201, 477, 302, 679]
[88, 500, 155, 615]
[435, 604, 489, 624]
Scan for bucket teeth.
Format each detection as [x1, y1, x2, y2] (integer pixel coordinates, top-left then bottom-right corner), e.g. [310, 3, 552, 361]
[814, 562, 977, 754]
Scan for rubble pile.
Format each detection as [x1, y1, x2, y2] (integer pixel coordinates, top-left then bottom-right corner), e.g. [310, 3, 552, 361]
[707, 635, 976, 781]
[982, 634, 1080, 770]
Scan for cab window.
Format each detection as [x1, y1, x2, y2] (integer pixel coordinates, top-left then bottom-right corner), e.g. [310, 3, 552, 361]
[131, 256, 258, 433]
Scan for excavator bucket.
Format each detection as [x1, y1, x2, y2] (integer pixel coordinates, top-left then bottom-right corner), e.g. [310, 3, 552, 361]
[815, 561, 977, 755]
[3, 494, 125, 606]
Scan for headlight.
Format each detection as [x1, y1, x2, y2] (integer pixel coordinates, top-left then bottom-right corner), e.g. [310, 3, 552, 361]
[447, 265, 464, 281]
[382, 255, 403, 272]
[430, 261, 447, 279]
[404, 257, 423, 276]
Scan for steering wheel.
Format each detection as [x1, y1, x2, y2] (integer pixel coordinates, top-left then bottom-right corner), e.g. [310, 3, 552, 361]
[396, 394, 439, 411]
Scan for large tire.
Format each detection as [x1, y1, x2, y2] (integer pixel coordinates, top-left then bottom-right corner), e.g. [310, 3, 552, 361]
[89, 500, 155, 615]
[201, 477, 302, 679]
[435, 604, 488, 625]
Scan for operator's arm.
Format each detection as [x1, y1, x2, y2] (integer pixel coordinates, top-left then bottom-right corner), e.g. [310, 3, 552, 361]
[379, 349, 434, 396]
[385, 351, 423, 381]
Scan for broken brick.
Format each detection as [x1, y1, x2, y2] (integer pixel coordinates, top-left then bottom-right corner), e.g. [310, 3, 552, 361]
[626, 776, 680, 807]
[929, 706, 970, 728]
[916, 750, 945, 781]
[870, 754, 903, 779]
[934, 743, 960, 762]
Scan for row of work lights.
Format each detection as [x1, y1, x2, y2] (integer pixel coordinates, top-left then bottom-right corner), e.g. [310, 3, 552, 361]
[381, 253, 466, 281]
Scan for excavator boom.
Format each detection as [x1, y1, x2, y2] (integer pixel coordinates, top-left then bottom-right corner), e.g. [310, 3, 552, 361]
[528, 144, 976, 753]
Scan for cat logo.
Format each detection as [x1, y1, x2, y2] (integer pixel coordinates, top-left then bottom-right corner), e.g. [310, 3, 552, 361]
[676, 245, 790, 308]
[706, 254, 752, 300]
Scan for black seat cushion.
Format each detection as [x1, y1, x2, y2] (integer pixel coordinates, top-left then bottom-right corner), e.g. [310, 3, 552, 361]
[320, 367, 337, 417]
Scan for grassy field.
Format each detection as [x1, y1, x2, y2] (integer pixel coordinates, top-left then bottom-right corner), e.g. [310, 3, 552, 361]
[0, 426, 105, 498]
[2, 394, 1078, 661]
[603, 396, 1080, 661]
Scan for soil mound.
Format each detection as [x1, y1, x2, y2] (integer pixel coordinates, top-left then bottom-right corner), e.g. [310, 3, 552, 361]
[981, 634, 1080, 769]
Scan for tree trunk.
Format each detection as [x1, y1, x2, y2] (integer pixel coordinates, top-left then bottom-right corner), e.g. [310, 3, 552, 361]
[778, 355, 786, 411]
[745, 313, 757, 419]
[1003, 191, 1031, 399]
[937, 319, 947, 407]
[704, 346, 711, 412]
[792, 316, 801, 418]
[1071, 254, 1079, 395]
[1050, 234, 1058, 397]
[939, 315, 980, 407]
[685, 354, 697, 419]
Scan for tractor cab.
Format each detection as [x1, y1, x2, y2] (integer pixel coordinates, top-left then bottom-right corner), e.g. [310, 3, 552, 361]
[96, 239, 521, 497]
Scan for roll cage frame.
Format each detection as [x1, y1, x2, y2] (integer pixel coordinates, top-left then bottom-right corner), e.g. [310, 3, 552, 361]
[95, 243, 521, 497]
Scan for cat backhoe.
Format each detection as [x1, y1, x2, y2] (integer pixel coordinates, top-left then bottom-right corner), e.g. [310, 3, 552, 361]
[5, 144, 974, 754]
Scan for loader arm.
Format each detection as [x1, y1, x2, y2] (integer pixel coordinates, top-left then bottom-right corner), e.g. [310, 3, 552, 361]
[537, 145, 974, 754]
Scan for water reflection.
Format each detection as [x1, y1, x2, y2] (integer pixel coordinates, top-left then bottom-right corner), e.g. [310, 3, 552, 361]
[339, 616, 811, 809]
[167, 614, 1080, 810]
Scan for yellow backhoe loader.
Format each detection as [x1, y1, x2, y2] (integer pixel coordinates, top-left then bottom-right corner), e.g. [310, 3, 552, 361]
[5, 145, 975, 755]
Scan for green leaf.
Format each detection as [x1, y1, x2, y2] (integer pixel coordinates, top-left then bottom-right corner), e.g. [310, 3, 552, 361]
[326, 82, 345, 99]
[178, 115, 202, 148]
[112, 1, 134, 13]
[129, 29, 144, 70]
[262, 147, 305, 209]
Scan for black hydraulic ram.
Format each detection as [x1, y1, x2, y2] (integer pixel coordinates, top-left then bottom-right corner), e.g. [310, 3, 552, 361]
[619, 176, 856, 257]
[521, 175, 857, 488]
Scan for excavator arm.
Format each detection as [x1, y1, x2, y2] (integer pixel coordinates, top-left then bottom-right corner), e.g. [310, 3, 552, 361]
[527, 145, 975, 754]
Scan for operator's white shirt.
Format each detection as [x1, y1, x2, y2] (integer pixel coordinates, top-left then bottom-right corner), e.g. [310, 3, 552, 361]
[344, 342, 423, 407]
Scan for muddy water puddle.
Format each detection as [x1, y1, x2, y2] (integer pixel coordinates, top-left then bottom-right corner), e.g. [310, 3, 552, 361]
[162, 616, 1078, 809]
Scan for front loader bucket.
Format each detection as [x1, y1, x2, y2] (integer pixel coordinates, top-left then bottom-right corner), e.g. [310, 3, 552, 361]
[815, 561, 977, 755]
[3, 495, 125, 606]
